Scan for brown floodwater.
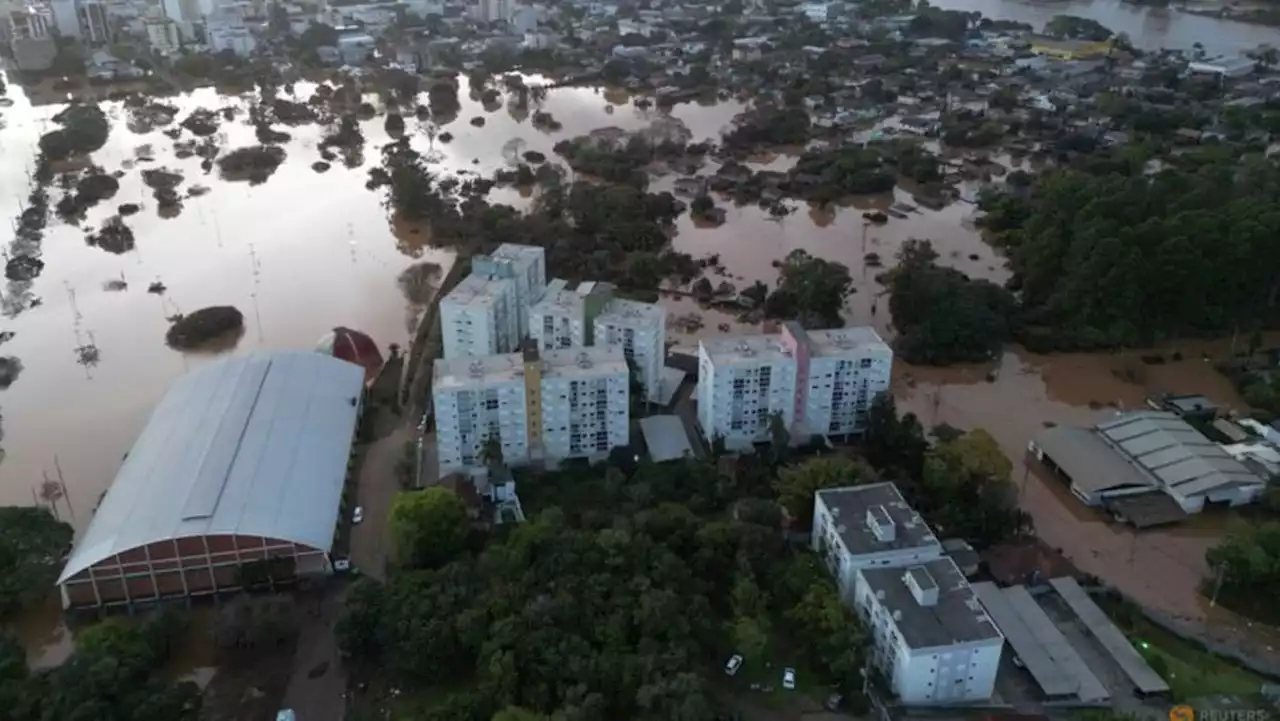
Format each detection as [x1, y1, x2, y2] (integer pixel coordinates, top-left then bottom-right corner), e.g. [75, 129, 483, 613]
[2, 71, 1276, 664]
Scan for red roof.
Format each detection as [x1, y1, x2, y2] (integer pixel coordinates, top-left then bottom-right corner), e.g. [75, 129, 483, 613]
[323, 327, 383, 385]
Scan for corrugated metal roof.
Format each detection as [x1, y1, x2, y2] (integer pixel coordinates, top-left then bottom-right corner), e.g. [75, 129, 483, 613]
[1049, 576, 1170, 695]
[57, 351, 365, 585]
[1095, 411, 1262, 496]
[1034, 426, 1154, 495]
[971, 581, 1078, 697]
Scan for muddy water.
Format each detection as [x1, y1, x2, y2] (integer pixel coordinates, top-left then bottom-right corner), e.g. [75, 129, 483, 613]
[0, 69, 1273, 664]
[931, 0, 1280, 54]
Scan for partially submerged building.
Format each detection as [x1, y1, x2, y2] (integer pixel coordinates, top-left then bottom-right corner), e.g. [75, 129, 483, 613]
[1030, 410, 1266, 526]
[57, 352, 365, 610]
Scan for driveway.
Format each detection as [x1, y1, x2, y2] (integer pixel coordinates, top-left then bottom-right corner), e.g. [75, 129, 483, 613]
[350, 424, 417, 580]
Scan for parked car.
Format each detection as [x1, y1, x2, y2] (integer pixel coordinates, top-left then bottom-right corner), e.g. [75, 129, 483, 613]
[782, 667, 796, 690]
[725, 653, 744, 676]
[333, 558, 351, 572]
[352, 506, 364, 524]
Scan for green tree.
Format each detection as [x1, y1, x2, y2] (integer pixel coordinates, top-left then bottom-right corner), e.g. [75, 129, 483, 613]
[0, 506, 73, 618]
[492, 708, 549, 721]
[764, 249, 853, 328]
[389, 487, 469, 570]
[774, 455, 877, 529]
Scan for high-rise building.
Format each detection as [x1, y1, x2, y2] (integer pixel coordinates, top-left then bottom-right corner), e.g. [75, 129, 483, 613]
[440, 273, 519, 359]
[528, 279, 614, 352]
[485, 243, 546, 339]
[440, 244, 546, 359]
[696, 323, 891, 449]
[594, 298, 665, 404]
[78, 0, 110, 43]
[49, 0, 79, 38]
[787, 324, 892, 437]
[472, 0, 510, 23]
[432, 345, 630, 475]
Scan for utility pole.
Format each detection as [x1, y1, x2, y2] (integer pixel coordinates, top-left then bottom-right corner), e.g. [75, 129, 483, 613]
[1209, 563, 1226, 607]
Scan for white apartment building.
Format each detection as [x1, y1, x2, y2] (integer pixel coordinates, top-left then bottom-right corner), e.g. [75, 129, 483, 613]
[145, 16, 181, 53]
[440, 273, 519, 359]
[49, 0, 78, 37]
[537, 346, 630, 462]
[594, 298, 665, 404]
[801, 327, 892, 437]
[432, 346, 630, 475]
[811, 483, 944, 598]
[697, 334, 798, 450]
[487, 243, 546, 339]
[528, 279, 613, 352]
[78, 0, 109, 42]
[473, 0, 510, 23]
[696, 324, 892, 449]
[433, 354, 531, 475]
[854, 557, 1004, 704]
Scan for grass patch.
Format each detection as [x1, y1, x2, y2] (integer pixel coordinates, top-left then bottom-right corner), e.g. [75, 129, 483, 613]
[1096, 595, 1267, 702]
[719, 633, 829, 712]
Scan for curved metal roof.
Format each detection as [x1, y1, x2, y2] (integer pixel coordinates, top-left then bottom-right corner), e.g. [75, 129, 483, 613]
[58, 351, 365, 585]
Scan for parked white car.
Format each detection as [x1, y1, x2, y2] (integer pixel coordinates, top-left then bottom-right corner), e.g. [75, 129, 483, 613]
[725, 653, 744, 676]
[352, 506, 364, 524]
[782, 667, 796, 690]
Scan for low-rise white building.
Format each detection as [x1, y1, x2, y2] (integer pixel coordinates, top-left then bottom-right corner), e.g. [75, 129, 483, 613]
[432, 346, 631, 475]
[854, 557, 1004, 704]
[594, 298, 665, 404]
[811, 482, 944, 597]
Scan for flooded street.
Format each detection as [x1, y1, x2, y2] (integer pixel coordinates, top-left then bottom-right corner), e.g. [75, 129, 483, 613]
[932, 0, 1280, 54]
[0, 63, 1276, 666]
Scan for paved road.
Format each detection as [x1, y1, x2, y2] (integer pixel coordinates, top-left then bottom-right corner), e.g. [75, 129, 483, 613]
[350, 424, 417, 580]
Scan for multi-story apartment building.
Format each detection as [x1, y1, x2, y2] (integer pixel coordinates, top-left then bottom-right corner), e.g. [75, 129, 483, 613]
[811, 482, 944, 598]
[697, 323, 892, 449]
[854, 557, 1004, 704]
[486, 243, 546, 339]
[433, 354, 530, 474]
[440, 272, 519, 359]
[534, 346, 630, 462]
[594, 298, 665, 404]
[697, 333, 798, 449]
[797, 325, 893, 437]
[811, 483, 1002, 704]
[528, 279, 614, 352]
[440, 244, 546, 358]
[78, 0, 109, 42]
[432, 345, 630, 475]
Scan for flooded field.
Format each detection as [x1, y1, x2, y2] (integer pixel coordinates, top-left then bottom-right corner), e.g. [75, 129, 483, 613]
[1, 69, 1276, 666]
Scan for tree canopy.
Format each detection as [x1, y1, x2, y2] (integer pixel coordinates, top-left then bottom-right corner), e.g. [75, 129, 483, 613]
[339, 458, 871, 721]
[981, 155, 1280, 351]
[885, 240, 1016, 365]
[773, 455, 877, 529]
[0, 506, 73, 619]
[764, 249, 853, 329]
[389, 486, 470, 570]
[1206, 521, 1280, 612]
[0, 612, 200, 721]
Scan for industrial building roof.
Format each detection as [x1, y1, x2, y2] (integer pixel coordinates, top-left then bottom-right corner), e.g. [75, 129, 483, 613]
[816, 482, 941, 557]
[1049, 576, 1170, 695]
[1096, 411, 1263, 498]
[58, 352, 365, 584]
[971, 582, 1080, 698]
[861, 557, 1002, 649]
[1034, 425, 1155, 495]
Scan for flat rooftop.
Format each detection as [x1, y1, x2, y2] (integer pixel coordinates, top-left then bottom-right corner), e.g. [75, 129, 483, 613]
[817, 482, 940, 556]
[597, 298, 664, 329]
[640, 415, 694, 462]
[861, 557, 1001, 649]
[531, 279, 584, 316]
[701, 333, 795, 366]
[540, 346, 629, 380]
[442, 273, 513, 309]
[433, 353, 524, 390]
[805, 327, 891, 357]
[1049, 576, 1170, 695]
[490, 242, 545, 265]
